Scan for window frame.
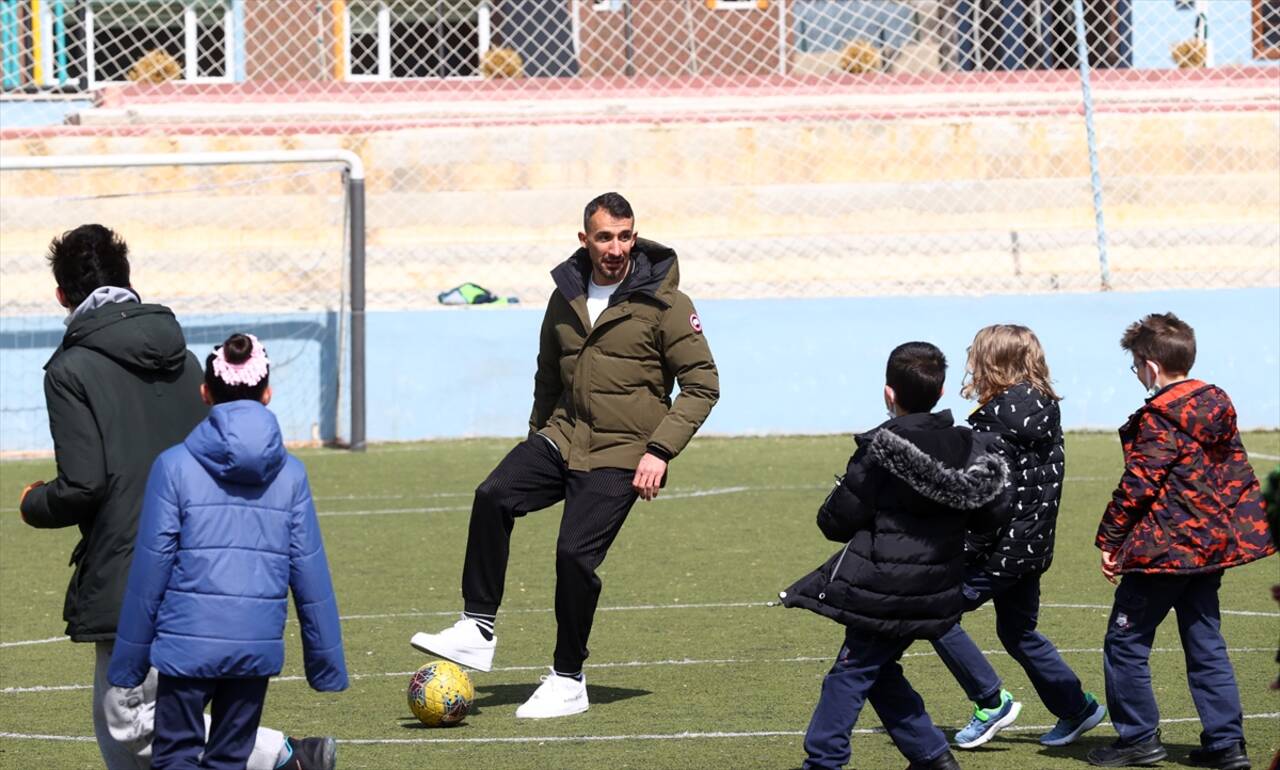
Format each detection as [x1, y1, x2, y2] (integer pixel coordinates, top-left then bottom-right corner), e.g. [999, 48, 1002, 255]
[1254, 0, 1280, 60]
[705, 0, 767, 10]
[79, 0, 235, 86]
[343, 0, 491, 81]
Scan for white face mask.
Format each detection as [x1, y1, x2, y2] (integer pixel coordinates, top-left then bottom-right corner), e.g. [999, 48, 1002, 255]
[1137, 364, 1158, 397]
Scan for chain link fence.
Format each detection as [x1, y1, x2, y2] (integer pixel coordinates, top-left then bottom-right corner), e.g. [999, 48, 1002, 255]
[1, 0, 1277, 307]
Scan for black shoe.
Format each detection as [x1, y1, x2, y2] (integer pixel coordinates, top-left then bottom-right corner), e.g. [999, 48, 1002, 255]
[906, 750, 962, 770]
[1087, 731, 1168, 767]
[283, 736, 337, 770]
[1189, 741, 1251, 770]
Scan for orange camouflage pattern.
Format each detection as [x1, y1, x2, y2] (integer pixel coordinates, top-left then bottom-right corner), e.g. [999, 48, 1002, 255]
[1096, 379, 1275, 574]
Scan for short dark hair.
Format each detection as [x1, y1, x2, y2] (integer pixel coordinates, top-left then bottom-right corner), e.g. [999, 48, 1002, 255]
[47, 224, 131, 308]
[205, 333, 270, 404]
[886, 342, 947, 413]
[583, 192, 634, 232]
[1121, 312, 1196, 375]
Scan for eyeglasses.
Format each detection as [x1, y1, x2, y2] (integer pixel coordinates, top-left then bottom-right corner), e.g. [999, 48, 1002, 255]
[1129, 364, 1139, 374]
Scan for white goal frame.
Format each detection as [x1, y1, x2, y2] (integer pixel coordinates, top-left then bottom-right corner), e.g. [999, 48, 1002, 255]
[0, 149, 368, 450]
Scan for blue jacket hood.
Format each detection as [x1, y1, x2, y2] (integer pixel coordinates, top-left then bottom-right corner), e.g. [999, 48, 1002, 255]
[184, 401, 286, 485]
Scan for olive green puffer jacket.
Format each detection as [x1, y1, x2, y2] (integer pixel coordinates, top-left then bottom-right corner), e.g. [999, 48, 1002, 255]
[530, 239, 719, 472]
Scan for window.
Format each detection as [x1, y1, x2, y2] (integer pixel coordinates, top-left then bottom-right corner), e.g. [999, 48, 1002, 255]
[60, 0, 233, 86]
[1255, 0, 1280, 60]
[345, 0, 489, 79]
[20, 0, 231, 88]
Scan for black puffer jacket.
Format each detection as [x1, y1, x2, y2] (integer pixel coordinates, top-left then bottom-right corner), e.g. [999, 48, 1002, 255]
[20, 302, 206, 642]
[965, 384, 1064, 577]
[781, 411, 1010, 640]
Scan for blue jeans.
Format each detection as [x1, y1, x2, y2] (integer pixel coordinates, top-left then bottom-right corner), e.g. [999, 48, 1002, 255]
[931, 570, 1088, 719]
[803, 628, 949, 770]
[153, 675, 270, 770]
[1104, 572, 1244, 749]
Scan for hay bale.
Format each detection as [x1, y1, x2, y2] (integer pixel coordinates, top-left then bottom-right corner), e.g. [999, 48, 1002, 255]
[480, 47, 523, 78]
[128, 49, 182, 83]
[839, 40, 883, 74]
[1170, 39, 1207, 68]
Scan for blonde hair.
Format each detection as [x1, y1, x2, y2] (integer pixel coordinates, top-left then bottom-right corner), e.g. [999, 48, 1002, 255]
[962, 324, 1061, 404]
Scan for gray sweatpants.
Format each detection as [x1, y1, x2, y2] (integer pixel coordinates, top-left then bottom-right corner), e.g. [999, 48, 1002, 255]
[94, 641, 286, 769]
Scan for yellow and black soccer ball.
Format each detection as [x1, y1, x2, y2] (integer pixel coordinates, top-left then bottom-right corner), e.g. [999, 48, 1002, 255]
[407, 660, 474, 727]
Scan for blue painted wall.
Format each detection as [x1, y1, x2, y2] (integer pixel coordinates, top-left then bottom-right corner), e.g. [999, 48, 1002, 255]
[0, 99, 91, 128]
[367, 287, 1279, 442]
[1, 287, 1276, 453]
[0, 312, 336, 452]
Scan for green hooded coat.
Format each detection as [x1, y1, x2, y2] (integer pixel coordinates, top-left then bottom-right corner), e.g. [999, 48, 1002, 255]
[531, 239, 719, 472]
[21, 302, 207, 642]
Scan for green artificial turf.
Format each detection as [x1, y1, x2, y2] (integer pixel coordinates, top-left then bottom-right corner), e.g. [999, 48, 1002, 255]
[2, 433, 1277, 769]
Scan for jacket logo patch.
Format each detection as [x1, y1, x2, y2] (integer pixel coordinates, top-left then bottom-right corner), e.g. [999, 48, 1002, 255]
[689, 313, 703, 333]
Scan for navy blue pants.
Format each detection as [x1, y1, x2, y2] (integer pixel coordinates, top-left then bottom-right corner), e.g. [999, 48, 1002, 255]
[931, 569, 1089, 718]
[802, 628, 949, 770]
[153, 674, 270, 770]
[1104, 571, 1244, 749]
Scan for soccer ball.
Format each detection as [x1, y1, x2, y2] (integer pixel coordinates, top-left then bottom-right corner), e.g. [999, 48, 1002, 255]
[407, 660, 474, 727]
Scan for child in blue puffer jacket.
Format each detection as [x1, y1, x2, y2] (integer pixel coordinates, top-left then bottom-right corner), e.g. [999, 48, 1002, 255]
[110, 332, 348, 770]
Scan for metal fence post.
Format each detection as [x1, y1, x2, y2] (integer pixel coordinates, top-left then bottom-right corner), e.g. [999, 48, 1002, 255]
[1072, 0, 1113, 291]
[348, 174, 367, 452]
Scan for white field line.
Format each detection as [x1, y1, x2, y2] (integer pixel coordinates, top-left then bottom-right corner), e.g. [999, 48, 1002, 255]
[5, 600, 1276, 649]
[0, 636, 70, 649]
[3, 647, 1272, 695]
[302, 480, 1152, 516]
[3, 713, 1277, 746]
[316, 505, 471, 517]
[313, 485, 776, 517]
[235, 479, 1126, 509]
[312, 491, 472, 502]
[0, 478, 1131, 519]
[1041, 602, 1280, 618]
[1251, 452, 1280, 461]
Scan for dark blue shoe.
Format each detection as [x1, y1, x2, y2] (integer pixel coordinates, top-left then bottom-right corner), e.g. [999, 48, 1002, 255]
[1040, 693, 1107, 746]
[1189, 741, 1250, 770]
[1087, 730, 1167, 767]
[282, 736, 337, 770]
[906, 750, 962, 769]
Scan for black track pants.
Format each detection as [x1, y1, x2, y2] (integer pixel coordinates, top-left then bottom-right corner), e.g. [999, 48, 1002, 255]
[461, 435, 639, 672]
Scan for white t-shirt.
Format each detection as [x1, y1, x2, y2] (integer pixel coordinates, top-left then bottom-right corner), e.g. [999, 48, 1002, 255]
[586, 278, 621, 326]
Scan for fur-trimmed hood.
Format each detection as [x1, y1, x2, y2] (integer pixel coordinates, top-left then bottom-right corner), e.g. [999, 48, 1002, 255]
[780, 410, 1012, 640]
[868, 428, 1008, 511]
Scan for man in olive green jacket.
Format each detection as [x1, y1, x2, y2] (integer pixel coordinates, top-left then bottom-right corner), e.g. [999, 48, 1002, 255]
[412, 192, 719, 719]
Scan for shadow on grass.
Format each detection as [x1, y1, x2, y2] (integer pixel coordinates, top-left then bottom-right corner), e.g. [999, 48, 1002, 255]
[395, 681, 653, 728]
[397, 716, 474, 730]
[998, 732, 1202, 765]
[471, 682, 652, 711]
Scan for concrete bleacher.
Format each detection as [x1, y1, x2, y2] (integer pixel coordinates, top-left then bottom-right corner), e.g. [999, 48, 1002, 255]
[1, 69, 1276, 307]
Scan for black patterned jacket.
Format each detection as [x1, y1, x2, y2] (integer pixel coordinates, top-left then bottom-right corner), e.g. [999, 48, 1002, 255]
[965, 384, 1065, 577]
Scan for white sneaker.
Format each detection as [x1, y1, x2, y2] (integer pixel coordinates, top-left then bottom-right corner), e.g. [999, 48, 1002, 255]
[514, 670, 589, 719]
[409, 617, 495, 672]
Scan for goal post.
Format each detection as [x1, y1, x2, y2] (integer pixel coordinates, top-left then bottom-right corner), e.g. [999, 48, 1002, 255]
[0, 149, 367, 452]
